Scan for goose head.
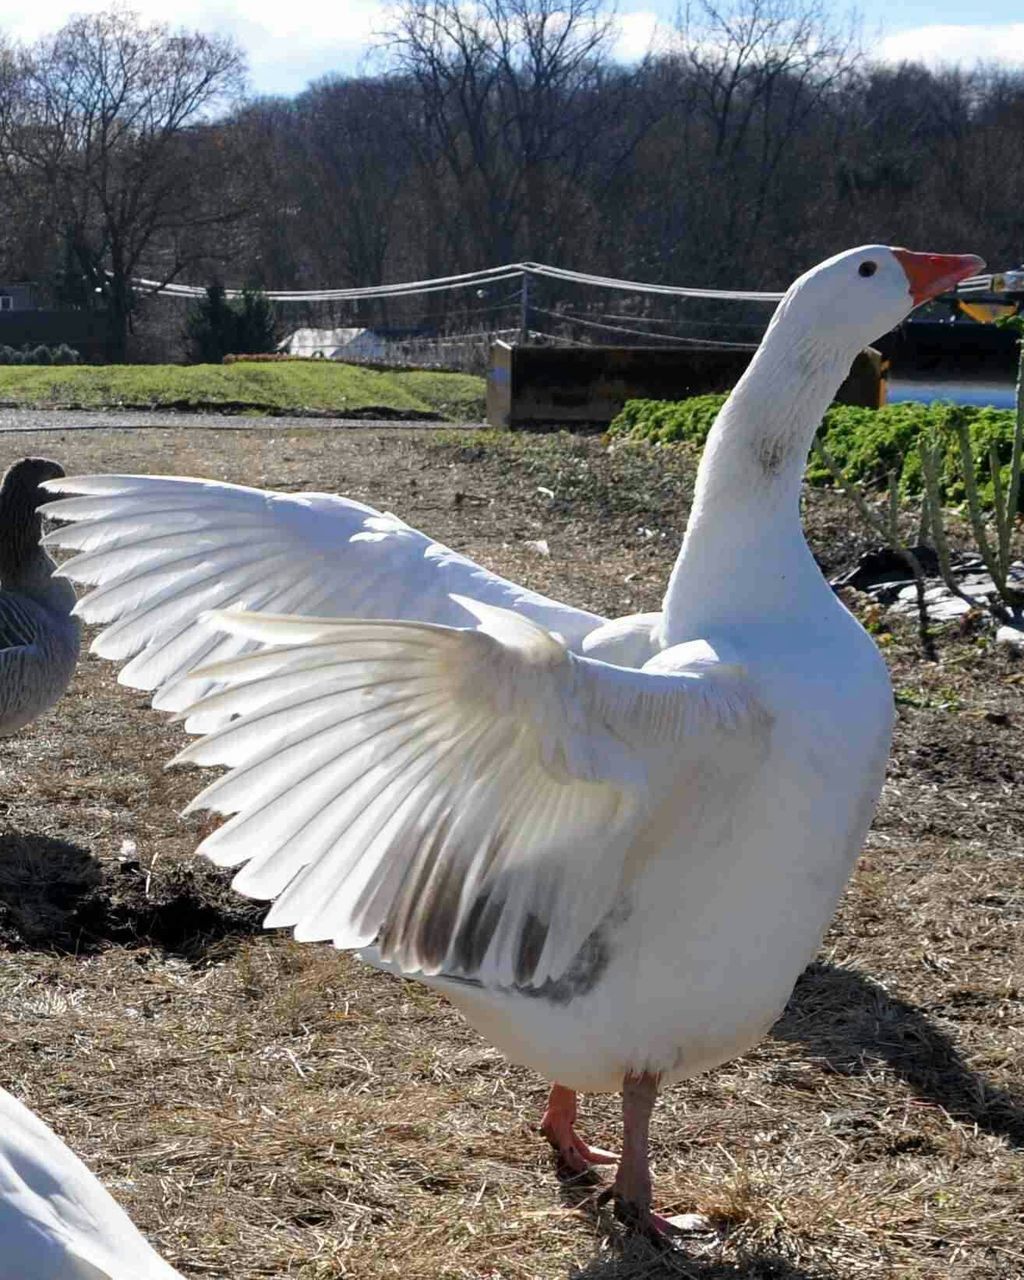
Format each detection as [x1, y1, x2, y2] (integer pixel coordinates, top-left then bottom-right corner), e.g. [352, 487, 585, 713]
[0, 457, 67, 583]
[1, 456, 67, 512]
[767, 244, 985, 359]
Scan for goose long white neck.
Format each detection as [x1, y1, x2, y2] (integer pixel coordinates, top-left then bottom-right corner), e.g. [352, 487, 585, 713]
[661, 317, 852, 644]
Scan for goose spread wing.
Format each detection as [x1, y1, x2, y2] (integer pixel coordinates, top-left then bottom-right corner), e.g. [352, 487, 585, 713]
[40, 475, 605, 729]
[173, 599, 769, 990]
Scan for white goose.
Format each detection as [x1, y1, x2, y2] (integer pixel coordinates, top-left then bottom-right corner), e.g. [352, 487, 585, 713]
[0, 458, 80, 737]
[0, 1086, 183, 1279]
[40, 246, 981, 1233]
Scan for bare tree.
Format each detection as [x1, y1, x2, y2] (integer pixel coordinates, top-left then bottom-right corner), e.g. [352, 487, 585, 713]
[0, 9, 246, 359]
[380, 0, 636, 268]
[669, 0, 861, 278]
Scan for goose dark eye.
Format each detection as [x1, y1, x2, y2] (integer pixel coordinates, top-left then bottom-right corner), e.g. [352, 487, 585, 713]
[858, 261, 878, 277]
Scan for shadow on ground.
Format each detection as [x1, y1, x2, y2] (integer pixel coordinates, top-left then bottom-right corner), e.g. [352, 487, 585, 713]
[774, 961, 1024, 1148]
[556, 1173, 829, 1280]
[0, 830, 264, 958]
[571, 1252, 828, 1280]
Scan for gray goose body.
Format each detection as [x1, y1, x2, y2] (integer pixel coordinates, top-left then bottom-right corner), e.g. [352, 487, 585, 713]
[0, 458, 80, 736]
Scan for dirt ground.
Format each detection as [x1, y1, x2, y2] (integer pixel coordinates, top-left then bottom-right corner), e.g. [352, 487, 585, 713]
[0, 423, 1021, 1280]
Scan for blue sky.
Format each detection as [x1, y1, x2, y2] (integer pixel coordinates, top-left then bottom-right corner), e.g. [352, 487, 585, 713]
[0, 0, 1021, 97]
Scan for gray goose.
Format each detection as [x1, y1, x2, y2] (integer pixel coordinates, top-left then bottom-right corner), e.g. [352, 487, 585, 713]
[0, 458, 80, 737]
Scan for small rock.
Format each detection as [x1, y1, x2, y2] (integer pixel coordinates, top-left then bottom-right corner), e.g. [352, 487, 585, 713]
[892, 591, 972, 620]
[663, 1212, 715, 1235]
[832, 544, 939, 591]
[524, 538, 550, 556]
[985, 710, 1011, 726]
[996, 623, 1024, 648]
[870, 579, 915, 604]
[929, 596, 974, 621]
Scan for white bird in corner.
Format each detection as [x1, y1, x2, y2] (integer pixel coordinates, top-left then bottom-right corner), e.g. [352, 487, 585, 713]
[40, 246, 982, 1235]
[0, 1085, 183, 1279]
[0, 458, 80, 737]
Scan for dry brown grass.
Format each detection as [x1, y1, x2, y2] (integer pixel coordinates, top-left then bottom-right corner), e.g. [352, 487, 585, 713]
[0, 423, 1021, 1279]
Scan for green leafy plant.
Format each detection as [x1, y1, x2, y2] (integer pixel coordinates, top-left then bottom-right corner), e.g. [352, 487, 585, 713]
[609, 394, 727, 447]
[610, 396, 1020, 512]
[613, 354, 1024, 646]
[918, 321, 1024, 625]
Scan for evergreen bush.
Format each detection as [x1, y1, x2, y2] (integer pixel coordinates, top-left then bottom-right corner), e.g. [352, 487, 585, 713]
[184, 285, 280, 362]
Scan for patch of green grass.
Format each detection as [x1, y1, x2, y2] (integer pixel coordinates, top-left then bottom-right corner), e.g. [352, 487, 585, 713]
[894, 685, 963, 712]
[0, 362, 485, 421]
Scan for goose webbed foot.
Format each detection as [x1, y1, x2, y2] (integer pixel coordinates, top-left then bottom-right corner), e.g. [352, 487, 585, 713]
[540, 1083, 618, 1175]
[600, 1186, 712, 1243]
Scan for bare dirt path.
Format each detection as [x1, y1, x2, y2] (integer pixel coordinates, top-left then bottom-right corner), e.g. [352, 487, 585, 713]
[0, 407, 479, 433]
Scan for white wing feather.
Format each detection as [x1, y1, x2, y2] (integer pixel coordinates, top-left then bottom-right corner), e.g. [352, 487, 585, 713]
[0, 1087, 183, 1280]
[173, 599, 767, 989]
[39, 475, 605, 729]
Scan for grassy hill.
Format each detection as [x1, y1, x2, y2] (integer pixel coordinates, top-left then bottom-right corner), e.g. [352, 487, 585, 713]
[0, 361, 486, 421]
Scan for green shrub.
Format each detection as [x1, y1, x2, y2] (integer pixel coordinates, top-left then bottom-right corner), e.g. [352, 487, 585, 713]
[0, 342, 79, 366]
[609, 396, 1019, 510]
[610, 394, 727, 447]
[184, 284, 280, 362]
[233, 286, 280, 356]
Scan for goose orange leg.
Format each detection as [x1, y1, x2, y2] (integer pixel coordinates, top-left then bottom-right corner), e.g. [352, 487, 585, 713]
[540, 1084, 618, 1173]
[606, 1071, 710, 1239]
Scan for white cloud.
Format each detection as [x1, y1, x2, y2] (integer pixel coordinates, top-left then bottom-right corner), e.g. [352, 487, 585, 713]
[0, 0, 383, 45]
[613, 10, 667, 63]
[0, 0, 388, 94]
[878, 23, 1024, 68]
[8, 4, 1024, 93]
[0, 1, 678, 94]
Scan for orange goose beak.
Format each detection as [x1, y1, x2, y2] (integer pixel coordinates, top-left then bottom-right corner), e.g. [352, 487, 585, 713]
[892, 249, 986, 306]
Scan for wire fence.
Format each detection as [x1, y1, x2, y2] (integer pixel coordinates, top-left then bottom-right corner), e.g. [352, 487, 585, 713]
[131, 261, 804, 371]
[129, 260, 1020, 372]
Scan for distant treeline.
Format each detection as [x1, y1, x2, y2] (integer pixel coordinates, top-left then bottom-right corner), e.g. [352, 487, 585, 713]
[0, 0, 1022, 361]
